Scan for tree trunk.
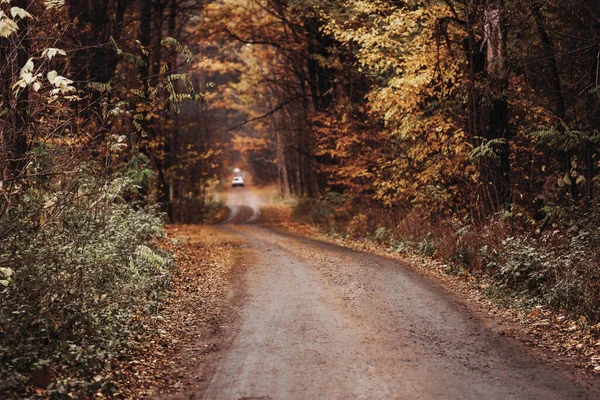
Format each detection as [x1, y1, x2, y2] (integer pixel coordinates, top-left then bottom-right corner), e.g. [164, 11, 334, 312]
[139, 0, 153, 88]
[532, 4, 580, 202]
[533, 5, 566, 124]
[8, 0, 30, 178]
[276, 130, 290, 197]
[479, 1, 510, 211]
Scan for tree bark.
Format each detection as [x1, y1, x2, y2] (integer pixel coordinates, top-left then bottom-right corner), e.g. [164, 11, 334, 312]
[479, 0, 511, 211]
[533, 5, 566, 124]
[532, 4, 579, 201]
[139, 0, 153, 87]
[9, 0, 30, 178]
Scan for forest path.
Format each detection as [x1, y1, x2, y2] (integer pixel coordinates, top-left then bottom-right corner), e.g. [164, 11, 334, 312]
[223, 187, 262, 224]
[199, 223, 600, 400]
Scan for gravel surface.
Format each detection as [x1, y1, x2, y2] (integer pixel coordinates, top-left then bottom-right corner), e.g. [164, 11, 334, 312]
[200, 223, 600, 400]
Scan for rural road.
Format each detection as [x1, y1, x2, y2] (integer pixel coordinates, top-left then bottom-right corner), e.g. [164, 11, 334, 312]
[224, 187, 262, 224]
[201, 188, 600, 399]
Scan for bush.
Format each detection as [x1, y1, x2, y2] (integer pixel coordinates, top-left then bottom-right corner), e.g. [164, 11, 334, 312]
[388, 238, 414, 253]
[477, 208, 600, 322]
[417, 235, 437, 256]
[292, 196, 335, 227]
[0, 168, 172, 396]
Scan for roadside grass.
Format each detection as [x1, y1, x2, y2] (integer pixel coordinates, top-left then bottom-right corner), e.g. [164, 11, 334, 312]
[0, 182, 171, 398]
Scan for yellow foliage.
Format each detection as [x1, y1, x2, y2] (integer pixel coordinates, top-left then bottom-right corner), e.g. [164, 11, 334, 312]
[319, 1, 476, 217]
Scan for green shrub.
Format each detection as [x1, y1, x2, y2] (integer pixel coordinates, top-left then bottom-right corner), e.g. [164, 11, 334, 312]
[478, 209, 600, 322]
[388, 238, 414, 253]
[374, 226, 392, 243]
[417, 236, 436, 256]
[0, 167, 172, 396]
[496, 236, 550, 292]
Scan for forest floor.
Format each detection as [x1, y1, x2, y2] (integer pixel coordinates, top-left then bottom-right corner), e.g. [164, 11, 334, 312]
[111, 225, 247, 398]
[122, 187, 600, 399]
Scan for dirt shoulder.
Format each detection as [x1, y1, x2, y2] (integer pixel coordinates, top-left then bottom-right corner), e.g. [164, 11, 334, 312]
[112, 225, 249, 398]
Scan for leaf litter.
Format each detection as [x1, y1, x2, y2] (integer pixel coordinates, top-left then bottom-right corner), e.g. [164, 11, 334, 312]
[108, 225, 245, 398]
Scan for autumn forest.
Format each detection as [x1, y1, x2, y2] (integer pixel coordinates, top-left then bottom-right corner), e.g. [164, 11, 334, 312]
[3, 0, 600, 397]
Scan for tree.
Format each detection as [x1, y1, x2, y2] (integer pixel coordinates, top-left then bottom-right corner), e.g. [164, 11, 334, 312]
[201, 0, 341, 197]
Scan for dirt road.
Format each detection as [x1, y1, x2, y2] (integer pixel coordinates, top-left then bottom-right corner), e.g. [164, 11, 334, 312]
[196, 189, 600, 399]
[200, 228, 599, 398]
[223, 187, 262, 224]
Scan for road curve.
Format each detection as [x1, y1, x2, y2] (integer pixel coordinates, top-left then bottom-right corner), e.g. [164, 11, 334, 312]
[200, 225, 600, 400]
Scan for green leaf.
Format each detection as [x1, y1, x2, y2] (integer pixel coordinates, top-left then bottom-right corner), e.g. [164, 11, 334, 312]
[123, 52, 146, 67]
[44, 0, 65, 9]
[161, 36, 193, 63]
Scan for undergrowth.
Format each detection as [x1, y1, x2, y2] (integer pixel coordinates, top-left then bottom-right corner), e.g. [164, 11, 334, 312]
[0, 162, 172, 398]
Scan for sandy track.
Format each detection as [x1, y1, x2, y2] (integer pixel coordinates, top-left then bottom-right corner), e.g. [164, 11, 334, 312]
[200, 224, 600, 400]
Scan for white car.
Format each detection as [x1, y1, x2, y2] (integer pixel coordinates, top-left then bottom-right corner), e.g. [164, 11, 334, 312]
[232, 176, 245, 187]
